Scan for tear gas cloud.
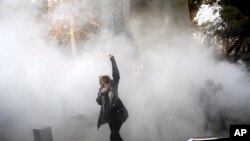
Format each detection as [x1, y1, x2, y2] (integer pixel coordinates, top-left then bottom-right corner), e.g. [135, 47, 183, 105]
[0, 0, 250, 141]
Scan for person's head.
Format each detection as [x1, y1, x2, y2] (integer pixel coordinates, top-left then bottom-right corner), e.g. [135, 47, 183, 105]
[205, 79, 214, 87]
[216, 83, 223, 91]
[99, 75, 111, 87]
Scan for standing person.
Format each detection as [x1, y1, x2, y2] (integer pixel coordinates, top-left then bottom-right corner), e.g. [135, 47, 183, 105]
[199, 79, 223, 131]
[96, 54, 128, 141]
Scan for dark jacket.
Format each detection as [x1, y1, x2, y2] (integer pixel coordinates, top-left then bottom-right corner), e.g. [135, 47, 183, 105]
[96, 57, 128, 129]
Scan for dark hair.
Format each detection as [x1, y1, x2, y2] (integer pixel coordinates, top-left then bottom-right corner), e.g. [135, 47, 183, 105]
[99, 75, 111, 84]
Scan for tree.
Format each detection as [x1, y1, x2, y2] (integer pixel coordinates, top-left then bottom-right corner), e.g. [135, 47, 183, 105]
[189, 0, 222, 52]
[188, 0, 217, 21]
[217, 0, 250, 56]
[189, 0, 250, 58]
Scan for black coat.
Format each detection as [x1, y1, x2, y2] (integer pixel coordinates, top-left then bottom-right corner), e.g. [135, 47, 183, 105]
[96, 57, 128, 129]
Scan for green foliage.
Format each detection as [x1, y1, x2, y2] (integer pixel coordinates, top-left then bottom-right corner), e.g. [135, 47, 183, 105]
[218, 0, 250, 38]
[189, 0, 250, 57]
[217, 0, 250, 55]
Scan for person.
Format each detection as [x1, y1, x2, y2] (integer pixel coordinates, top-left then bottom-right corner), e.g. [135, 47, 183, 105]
[199, 79, 223, 131]
[96, 54, 128, 141]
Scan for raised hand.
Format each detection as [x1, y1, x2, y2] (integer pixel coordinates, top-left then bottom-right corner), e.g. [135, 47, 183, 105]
[109, 54, 114, 59]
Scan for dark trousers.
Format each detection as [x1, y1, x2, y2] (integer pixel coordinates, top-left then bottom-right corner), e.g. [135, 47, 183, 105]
[108, 121, 123, 141]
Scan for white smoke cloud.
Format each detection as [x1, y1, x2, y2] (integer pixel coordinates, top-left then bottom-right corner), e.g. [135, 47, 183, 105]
[0, 0, 250, 141]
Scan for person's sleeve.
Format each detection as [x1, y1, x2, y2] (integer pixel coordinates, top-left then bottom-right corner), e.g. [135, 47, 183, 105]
[96, 89, 102, 105]
[110, 57, 120, 85]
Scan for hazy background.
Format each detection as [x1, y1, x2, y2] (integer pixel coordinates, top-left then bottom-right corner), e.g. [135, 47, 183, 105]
[0, 0, 250, 141]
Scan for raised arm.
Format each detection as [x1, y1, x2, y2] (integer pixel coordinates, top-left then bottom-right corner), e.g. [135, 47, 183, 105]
[110, 55, 120, 85]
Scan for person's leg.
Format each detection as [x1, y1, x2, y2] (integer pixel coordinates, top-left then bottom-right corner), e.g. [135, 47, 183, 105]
[109, 121, 123, 141]
[204, 111, 210, 131]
